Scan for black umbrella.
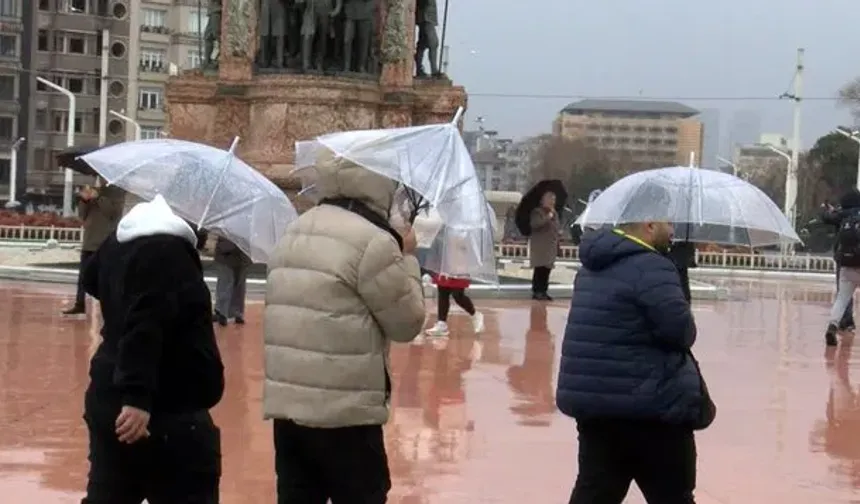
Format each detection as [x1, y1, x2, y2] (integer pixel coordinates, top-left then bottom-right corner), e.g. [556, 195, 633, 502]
[55, 146, 100, 176]
[514, 179, 568, 236]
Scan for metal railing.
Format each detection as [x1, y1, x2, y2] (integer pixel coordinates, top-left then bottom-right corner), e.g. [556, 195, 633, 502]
[0, 225, 839, 273]
[0, 225, 83, 243]
[496, 243, 837, 274]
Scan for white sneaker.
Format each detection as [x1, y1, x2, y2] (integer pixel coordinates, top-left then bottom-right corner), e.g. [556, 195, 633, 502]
[411, 334, 426, 345]
[422, 274, 433, 286]
[426, 321, 450, 337]
[471, 312, 485, 334]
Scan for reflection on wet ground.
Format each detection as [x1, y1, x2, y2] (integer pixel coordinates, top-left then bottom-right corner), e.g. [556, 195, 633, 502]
[1, 280, 859, 502]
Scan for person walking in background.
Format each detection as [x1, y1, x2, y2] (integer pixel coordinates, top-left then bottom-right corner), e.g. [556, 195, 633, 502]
[425, 273, 484, 337]
[529, 190, 559, 301]
[213, 236, 251, 326]
[824, 188, 860, 346]
[263, 151, 426, 503]
[823, 188, 860, 338]
[668, 239, 697, 303]
[80, 195, 224, 503]
[556, 183, 714, 504]
[63, 179, 125, 316]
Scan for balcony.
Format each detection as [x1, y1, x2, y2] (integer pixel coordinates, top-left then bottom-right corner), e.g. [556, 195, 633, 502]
[140, 25, 171, 44]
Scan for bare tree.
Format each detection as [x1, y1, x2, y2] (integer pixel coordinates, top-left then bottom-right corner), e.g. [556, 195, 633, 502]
[529, 136, 620, 205]
[839, 77, 860, 122]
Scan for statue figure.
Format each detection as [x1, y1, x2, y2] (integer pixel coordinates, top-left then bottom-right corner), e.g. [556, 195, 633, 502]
[203, 0, 223, 69]
[298, 0, 343, 72]
[414, 0, 439, 77]
[258, 0, 287, 68]
[342, 0, 376, 73]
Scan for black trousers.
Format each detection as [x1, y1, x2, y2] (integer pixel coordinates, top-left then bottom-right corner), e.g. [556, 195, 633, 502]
[836, 267, 855, 328]
[532, 266, 551, 294]
[569, 420, 696, 504]
[81, 390, 221, 504]
[75, 250, 95, 307]
[273, 418, 390, 504]
[437, 286, 475, 321]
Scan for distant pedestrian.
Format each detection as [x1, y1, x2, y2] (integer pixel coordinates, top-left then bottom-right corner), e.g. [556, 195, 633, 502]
[425, 273, 484, 337]
[213, 236, 250, 326]
[824, 188, 860, 346]
[63, 179, 124, 316]
[80, 195, 224, 503]
[529, 190, 560, 300]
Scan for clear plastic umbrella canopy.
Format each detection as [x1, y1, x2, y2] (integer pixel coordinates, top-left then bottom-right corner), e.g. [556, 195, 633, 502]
[295, 120, 498, 284]
[81, 138, 298, 262]
[576, 166, 801, 248]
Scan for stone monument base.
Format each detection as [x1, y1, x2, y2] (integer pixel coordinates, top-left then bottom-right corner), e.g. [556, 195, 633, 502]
[166, 71, 467, 206]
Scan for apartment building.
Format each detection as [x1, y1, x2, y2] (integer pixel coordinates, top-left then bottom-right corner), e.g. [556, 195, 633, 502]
[14, 0, 203, 203]
[463, 129, 542, 193]
[0, 0, 23, 202]
[135, 0, 208, 140]
[733, 133, 792, 180]
[552, 99, 704, 168]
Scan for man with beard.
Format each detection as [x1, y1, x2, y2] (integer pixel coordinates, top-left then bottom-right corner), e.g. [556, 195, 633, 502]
[80, 195, 224, 503]
[556, 183, 712, 504]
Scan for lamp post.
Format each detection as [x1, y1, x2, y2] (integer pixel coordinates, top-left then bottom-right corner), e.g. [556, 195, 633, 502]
[764, 144, 795, 253]
[109, 109, 142, 141]
[6, 137, 24, 208]
[834, 126, 860, 190]
[716, 155, 739, 177]
[36, 77, 76, 217]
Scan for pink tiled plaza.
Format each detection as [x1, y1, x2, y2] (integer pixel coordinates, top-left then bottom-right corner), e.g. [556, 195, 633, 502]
[1, 279, 859, 503]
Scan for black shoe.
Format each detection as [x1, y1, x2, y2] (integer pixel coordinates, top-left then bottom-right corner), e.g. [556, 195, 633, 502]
[826, 323, 839, 347]
[532, 293, 552, 301]
[214, 311, 228, 327]
[839, 323, 856, 332]
[235, 315, 245, 325]
[62, 304, 85, 316]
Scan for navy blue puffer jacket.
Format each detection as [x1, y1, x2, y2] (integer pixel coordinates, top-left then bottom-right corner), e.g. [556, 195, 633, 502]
[555, 228, 703, 426]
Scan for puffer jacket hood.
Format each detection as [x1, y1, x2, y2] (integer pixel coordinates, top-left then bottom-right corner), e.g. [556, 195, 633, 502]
[578, 228, 653, 271]
[313, 148, 399, 220]
[116, 194, 198, 247]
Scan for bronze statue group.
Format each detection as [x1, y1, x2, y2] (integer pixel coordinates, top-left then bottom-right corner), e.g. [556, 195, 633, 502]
[203, 0, 443, 77]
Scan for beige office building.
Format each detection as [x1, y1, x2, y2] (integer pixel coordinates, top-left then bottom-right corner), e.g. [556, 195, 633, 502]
[552, 99, 704, 168]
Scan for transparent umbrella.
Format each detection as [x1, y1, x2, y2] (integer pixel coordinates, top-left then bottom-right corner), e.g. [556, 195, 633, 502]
[576, 166, 801, 248]
[294, 111, 498, 283]
[80, 138, 298, 262]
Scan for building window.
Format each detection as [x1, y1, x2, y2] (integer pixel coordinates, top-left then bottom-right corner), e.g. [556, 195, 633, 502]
[0, 34, 15, 57]
[0, 0, 18, 16]
[186, 49, 202, 69]
[39, 0, 50, 11]
[68, 35, 85, 54]
[188, 11, 209, 34]
[138, 88, 162, 110]
[51, 110, 83, 134]
[665, 126, 678, 134]
[38, 30, 49, 51]
[0, 75, 13, 100]
[140, 49, 166, 72]
[62, 0, 87, 13]
[0, 116, 12, 139]
[141, 127, 163, 140]
[67, 76, 84, 93]
[142, 8, 167, 28]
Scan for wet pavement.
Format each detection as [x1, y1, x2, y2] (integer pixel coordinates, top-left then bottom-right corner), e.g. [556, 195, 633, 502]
[0, 280, 858, 503]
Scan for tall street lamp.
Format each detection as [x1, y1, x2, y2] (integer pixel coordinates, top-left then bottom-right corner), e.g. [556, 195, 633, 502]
[6, 137, 24, 208]
[716, 155, 739, 178]
[109, 109, 142, 141]
[834, 126, 860, 190]
[764, 143, 795, 253]
[36, 77, 76, 217]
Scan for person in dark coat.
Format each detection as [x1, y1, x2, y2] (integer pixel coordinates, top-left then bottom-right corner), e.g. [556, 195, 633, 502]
[80, 195, 225, 503]
[63, 180, 125, 316]
[556, 217, 705, 503]
[213, 236, 251, 326]
[822, 188, 860, 332]
[529, 191, 560, 301]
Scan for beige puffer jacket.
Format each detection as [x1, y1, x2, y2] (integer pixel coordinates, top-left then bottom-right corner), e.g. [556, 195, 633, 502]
[263, 151, 426, 428]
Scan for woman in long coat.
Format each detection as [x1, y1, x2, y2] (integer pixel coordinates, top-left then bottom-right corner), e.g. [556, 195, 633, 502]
[529, 191, 559, 301]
